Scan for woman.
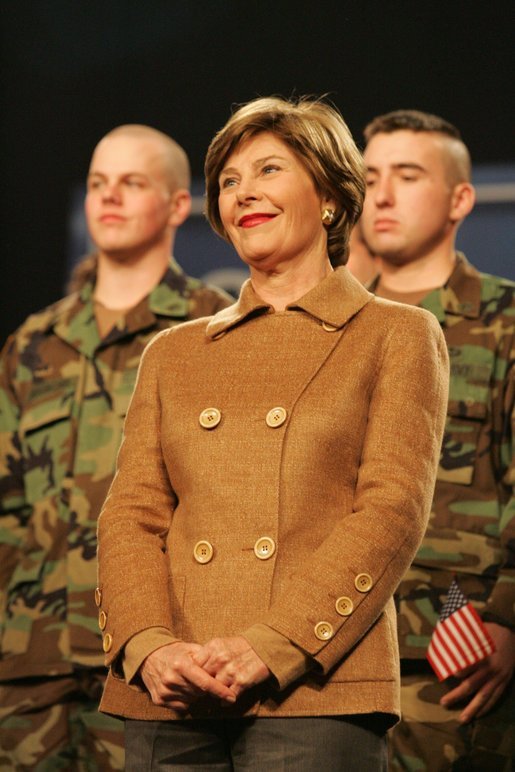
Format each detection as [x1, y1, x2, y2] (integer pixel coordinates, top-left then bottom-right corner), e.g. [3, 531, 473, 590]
[97, 96, 449, 770]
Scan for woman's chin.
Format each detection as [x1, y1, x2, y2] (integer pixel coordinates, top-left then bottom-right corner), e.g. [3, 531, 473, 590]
[239, 252, 279, 272]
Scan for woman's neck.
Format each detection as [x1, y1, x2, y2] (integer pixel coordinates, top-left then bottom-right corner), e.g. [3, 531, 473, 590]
[250, 255, 333, 311]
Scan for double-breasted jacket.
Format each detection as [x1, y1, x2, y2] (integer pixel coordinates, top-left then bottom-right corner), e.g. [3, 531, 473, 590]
[97, 267, 449, 721]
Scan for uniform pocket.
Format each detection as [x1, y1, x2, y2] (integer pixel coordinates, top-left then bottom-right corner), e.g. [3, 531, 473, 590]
[436, 345, 493, 486]
[20, 402, 72, 504]
[1, 557, 43, 656]
[436, 398, 487, 485]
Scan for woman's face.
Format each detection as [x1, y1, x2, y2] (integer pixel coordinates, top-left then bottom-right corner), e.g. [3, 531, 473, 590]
[218, 132, 332, 272]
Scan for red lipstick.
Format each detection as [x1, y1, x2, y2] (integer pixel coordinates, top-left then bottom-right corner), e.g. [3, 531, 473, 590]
[239, 213, 276, 228]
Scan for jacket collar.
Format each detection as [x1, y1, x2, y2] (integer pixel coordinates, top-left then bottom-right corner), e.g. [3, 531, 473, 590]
[206, 266, 373, 339]
[51, 258, 191, 357]
[419, 253, 482, 323]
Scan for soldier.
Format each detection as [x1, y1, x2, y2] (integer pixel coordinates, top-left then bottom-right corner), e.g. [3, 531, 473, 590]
[360, 109, 515, 770]
[0, 125, 232, 770]
[346, 220, 380, 285]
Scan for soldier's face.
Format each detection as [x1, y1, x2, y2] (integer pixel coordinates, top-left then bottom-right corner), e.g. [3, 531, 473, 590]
[85, 135, 177, 258]
[361, 130, 457, 266]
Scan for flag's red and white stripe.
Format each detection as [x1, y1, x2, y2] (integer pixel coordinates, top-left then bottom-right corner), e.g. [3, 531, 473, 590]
[427, 580, 496, 681]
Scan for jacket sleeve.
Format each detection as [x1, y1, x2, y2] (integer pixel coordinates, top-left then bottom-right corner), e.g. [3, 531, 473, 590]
[482, 361, 515, 629]
[0, 335, 31, 610]
[97, 330, 178, 670]
[252, 309, 450, 685]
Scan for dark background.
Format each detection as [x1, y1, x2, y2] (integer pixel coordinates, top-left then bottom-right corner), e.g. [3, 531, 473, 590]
[2, 1, 514, 343]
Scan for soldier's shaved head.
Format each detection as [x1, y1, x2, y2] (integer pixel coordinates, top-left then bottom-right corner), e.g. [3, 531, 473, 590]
[364, 109, 471, 187]
[93, 124, 191, 192]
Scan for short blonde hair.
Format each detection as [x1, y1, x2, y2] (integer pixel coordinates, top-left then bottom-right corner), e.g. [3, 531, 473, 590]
[97, 124, 191, 191]
[205, 96, 366, 266]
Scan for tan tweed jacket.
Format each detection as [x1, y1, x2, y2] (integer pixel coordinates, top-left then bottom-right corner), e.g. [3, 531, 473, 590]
[97, 267, 449, 721]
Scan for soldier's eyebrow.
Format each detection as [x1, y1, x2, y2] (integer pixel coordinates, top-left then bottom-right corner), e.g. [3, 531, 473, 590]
[87, 171, 150, 182]
[392, 162, 427, 173]
[366, 162, 427, 174]
[87, 172, 110, 183]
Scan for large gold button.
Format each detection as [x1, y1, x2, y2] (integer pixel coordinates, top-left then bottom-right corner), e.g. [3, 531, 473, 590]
[322, 321, 339, 332]
[335, 596, 354, 616]
[266, 407, 287, 428]
[94, 587, 102, 607]
[254, 536, 276, 560]
[193, 540, 214, 564]
[199, 408, 221, 429]
[314, 621, 334, 641]
[355, 573, 373, 592]
[102, 633, 113, 653]
[98, 610, 107, 631]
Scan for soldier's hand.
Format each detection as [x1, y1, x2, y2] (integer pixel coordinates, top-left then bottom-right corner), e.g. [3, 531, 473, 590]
[440, 623, 515, 723]
[139, 640, 237, 711]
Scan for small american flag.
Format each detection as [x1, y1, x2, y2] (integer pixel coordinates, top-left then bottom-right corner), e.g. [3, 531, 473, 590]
[427, 579, 496, 681]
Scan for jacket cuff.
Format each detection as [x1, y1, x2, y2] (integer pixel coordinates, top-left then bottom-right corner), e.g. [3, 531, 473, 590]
[122, 627, 179, 688]
[242, 623, 315, 690]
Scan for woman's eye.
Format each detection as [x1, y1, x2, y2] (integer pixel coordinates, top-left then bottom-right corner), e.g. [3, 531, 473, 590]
[262, 165, 279, 175]
[221, 177, 237, 188]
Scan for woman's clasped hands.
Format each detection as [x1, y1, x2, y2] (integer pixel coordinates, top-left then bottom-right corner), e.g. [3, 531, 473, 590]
[139, 636, 270, 712]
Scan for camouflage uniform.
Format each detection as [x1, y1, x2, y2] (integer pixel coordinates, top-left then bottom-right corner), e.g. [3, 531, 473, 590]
[374, 254, 515, 771]
[0, 259, 231, 771]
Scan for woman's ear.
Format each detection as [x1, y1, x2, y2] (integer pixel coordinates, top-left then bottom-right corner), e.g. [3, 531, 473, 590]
[321, 194, 337, 212]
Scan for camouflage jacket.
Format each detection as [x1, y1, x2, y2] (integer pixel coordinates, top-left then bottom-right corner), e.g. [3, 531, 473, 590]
[374, 254, 515, 658]
[0, 259, 231, 680]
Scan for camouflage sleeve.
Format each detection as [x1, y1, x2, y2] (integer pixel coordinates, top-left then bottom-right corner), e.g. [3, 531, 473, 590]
[483, 362, 515, 629]
[188, 285, 234, 318]
[0, 335, 31, 610]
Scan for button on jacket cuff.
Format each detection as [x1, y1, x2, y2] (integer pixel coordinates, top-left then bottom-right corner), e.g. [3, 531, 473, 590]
[122, 627, 179, 688]
[242, 623, 315, 690]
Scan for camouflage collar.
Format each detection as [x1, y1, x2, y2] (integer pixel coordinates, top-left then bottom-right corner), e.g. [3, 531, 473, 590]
[51, 258, 191, 356]
[148, 259, 190, 318]
[206, 266, 373, 339]
[419, 253, 482, 323]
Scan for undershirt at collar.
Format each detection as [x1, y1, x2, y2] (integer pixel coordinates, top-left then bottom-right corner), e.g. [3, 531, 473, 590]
[375, 281, 434, 308]
[93, 298, 134, 339]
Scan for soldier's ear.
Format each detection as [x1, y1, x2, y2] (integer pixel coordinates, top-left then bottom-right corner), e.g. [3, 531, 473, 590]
[449, 182, 475, 224]
[168, 189, 191, 228]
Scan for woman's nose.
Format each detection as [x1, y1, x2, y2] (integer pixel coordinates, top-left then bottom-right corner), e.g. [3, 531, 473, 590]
[235, 178, 260, 205]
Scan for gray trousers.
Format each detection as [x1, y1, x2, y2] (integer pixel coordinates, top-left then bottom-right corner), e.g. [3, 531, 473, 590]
[125, 714, 388, 771]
